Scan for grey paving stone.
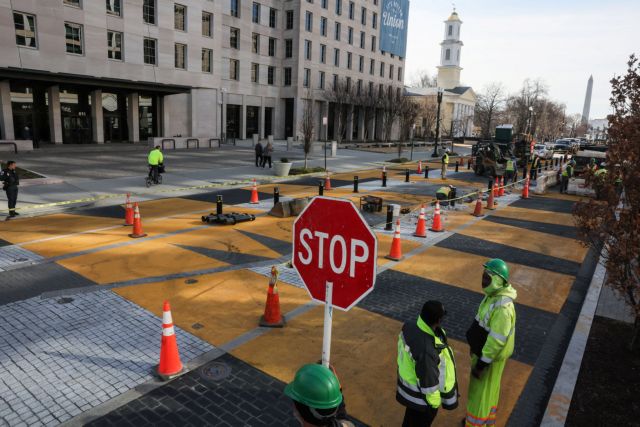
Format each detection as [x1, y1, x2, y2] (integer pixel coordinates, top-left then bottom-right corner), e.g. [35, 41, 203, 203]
[484, 215, 579, 239]
[510, 195, 575, 214]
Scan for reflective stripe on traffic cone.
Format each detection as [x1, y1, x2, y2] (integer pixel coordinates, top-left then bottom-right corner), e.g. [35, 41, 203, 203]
[385, 219, 403, 261]
[128, 203, 147, 238]
[250, 179, 259, 204]
[413, 204, 427, 238]
[124, 193, 134, 226]
[472, 194, 484, 217]
[157, 300, 184, 380]
[259, 266, 285, 328]
[325, 173, 332, 191]
[417, 160, 423, 174]
[430, 201, 444, 232]
[499, 177, 505, 197]
[522, 176, 530, 199]
[493, 177, 499, 197]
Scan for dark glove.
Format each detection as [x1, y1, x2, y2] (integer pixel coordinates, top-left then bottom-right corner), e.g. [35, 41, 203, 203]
[472, 360, 488, 379]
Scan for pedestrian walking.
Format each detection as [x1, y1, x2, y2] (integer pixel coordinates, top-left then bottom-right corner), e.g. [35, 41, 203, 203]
[465, 259, 517, 427]
[1, 161, 19, 218]
[441, 150, 450, 180]
[261, 141, 273, 168]
[560, 161, 574, 193]
[397, 300, 458, 427]
[255, 140, 263, 167]
[147, 145, 164, 184]
[285, 364, 354, 426]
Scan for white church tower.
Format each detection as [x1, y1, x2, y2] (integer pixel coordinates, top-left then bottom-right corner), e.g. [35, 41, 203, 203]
[437, 9, 463, 90]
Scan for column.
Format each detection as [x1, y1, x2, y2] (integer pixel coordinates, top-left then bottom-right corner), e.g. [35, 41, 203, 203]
[240, 95, 246, 140]
[357, 106, 365, 141]
[259, 97, 265, 139]
[345, 105, 354, 141]
[161, 96, 171, 137]
[322, 101, 329, 140]
[127, 92, 139, 143]
[90, 90, 104, 144]
[46, 86, 63, 144]
[366, 108, 375, 141]
[333, 103, 340, 141]
[220, 89, 227, 139]
[0, 81, 14, 140]
[190, 89, 197, 137]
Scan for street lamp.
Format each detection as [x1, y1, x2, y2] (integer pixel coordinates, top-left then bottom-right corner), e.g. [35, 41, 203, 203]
[527, 106, 533, 136]
[431, 87, 444, 157]
[410, 123, 416, 160]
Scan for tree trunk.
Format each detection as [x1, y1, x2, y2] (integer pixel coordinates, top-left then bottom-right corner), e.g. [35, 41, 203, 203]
[304, 152, 308, 170]
[630, 315, 640, 352]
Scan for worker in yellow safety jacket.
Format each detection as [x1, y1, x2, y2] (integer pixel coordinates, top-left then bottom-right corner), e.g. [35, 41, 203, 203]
[441, 150, 450, 179]
[465, 259, 517, 427]
[397, 300, 459, 427]
[147, 145, 164, 184]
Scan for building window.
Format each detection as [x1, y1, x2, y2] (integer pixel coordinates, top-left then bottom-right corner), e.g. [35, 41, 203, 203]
[286, 10, 294, 29]
[303, 68, 310, 87]
[268, 37, 276, 56]
[269, 8, 277, 28]
[252, 33, 260, 53]
[284, 67, 292, 86]
[321, 0, 327, 9]
[230, 0, 240, 18]
[175, 4, 186, 31]
[334, 48, 340, 67]
[320, 17, 327, 36]
[333, 74, 338, 89]
[368, 81, 373, 95]
[371, 35, 376, 52]
[348, 27, 353, 45]
[251, 63, 259, 83]
[202, 12, 213, 37]
[64, 22, 83, 55]
[457, 49, 460, 61]
[357, 79, 362, 95]
[359, 55, 364, 72]
[319, 71, 325, 89]
[267, 66, 275, 85]
[64, 0, 81, 8]
[334, 22, 341, 41]
[252, 2, 260, 24]
[372, 12, 377, 29]
[379, 62, 384, 77]
[13, 12, 37, 48]
[360, 31, 365, 49]
[304, 39, 312, 60]
[389, 64, 394, 80]
[175, 43, 187, 69]
[349, 1, 354, 19]
[361, 7, 366, 25]
[106, 0, 121, 16]
[143, 0, 156, 24]
[320, 44, 326, 63]
[379, 83, 383, 95]
[448, 25, 452, 36]
[202, 48, 212, 72]
[398, 66, 403, 82]
[229, 59, 239, 80]
[369, 59, 374, 75]
[346, 77, 351, 91]
[305, 11, 312, 32]
[445, 48, 450, 60]
[335, 0, 342, 15]
[285, 39, 293, 57]
[143, 37, 157, 65]
[230, 27, 239, 49]
[107, 30, 122, 60]
[347, 52, 352, 70]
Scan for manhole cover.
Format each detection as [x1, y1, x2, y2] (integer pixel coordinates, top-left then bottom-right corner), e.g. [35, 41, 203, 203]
[192, 323, 204, 330]
[201, 362, 231, 381]
[185, 279, 198, 284]
[57, 297, 74, 304]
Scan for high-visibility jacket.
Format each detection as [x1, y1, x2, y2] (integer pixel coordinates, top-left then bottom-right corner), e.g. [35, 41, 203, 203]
[594, 168, 607, 177]
[397, 316, 458, 411]
[436, 186, 452, 198]
[148, 149, 164, 166]
[505, 160, 514, 171]
[531, 156, 540, 168]
[442, 153, 449, 165]
[562, 164, 574, 178]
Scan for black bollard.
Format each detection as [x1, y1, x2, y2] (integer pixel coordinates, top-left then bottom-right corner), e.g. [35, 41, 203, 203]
[385, 205, 394, 231]
[545, 160, 548, 170]
[455, 161, 459, 173]
[405, 169, 410, 183]
[216, 195, 223, 215]
[424, 165, 429, 179]
[353, 176, 359, 193]
[488, 179, 493, 192]
[382, 171, 387, 187]
[467, 159, 471, 170]
[319, 181, 324, 196]
[274, 187, 280, 205]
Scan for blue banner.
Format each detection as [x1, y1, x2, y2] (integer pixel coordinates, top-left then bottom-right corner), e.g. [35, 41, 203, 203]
[379, 0, 409, 57]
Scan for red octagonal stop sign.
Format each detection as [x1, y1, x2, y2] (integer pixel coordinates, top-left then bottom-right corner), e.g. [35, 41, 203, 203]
[292, 196, 378, 311]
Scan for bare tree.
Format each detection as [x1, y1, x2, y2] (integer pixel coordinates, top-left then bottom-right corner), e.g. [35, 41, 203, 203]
[475, 83, 505, 139]
[324, 77, 357, 144]
[504, 78, 549, 134]
[397, 97, 421, 158]
[410, 69, 437, 88]
[417, 97, 438, 139]
[301, 93, 315, 169]
[380, 89, 402, 145]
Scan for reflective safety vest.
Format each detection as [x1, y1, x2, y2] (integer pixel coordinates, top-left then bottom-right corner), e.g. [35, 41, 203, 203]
[397, 316, 458, 411]
[442, 153, 449, 165]
[466, 286, 517, 365]
[506, 160, 514, 171]
[531, 156, 539, 168]
[148, 149, 164, 166]
[437, 187, 452, 198]
[594, 168, 607, 177]
[562, 164, 574, 178]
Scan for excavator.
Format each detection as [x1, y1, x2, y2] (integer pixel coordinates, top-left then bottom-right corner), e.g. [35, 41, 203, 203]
[472, 126, 532, 177]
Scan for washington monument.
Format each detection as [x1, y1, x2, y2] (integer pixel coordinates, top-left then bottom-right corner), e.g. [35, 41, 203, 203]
[581, 75, 593, 125]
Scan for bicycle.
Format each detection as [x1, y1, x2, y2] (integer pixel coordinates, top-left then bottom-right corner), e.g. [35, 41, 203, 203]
[145, 165, 163, 187]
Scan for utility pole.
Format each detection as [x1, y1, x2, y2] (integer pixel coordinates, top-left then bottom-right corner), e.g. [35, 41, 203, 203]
[431, 87, 444, 157]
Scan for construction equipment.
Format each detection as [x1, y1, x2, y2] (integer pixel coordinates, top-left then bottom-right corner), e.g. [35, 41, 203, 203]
[359, 195, 383, 213]
[201, 212, 256, 225]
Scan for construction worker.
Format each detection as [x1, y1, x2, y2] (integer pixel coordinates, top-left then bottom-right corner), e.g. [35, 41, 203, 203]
[147, 145, 164, 184]
[589, 157, 598, 173]
[1, 160, 19, 218]
[560, 161, 574, 193]
[397, 300, 459, 427]
[465, 259, 517, 427]
[285, 364, 353, 427]
[530, 154, 540, 180]
[441, 150, 450, 179]
[505, 156, 516, 183]
[436, 185, 457, 206]
[593, 165, 608, 199]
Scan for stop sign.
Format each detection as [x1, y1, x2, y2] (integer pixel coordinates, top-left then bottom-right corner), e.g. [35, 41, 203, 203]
[292, 197, 378, 311]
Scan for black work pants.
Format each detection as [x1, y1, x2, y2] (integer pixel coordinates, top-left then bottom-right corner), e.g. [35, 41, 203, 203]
[531, 167, 538, 181]
[261, 156, 272, 168]
[402, 407, 438, 427]
[561, 176, 569, 193]
[149, 165, 159, 183]
[255, 154, 262, 167]
[5, 187, 18, 214]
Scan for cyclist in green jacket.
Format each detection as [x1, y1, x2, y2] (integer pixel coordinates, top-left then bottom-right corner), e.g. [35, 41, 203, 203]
[148, 146, 164, 184]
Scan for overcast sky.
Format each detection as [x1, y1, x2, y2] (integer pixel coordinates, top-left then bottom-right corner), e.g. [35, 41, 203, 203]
[404, 0, 640, 119]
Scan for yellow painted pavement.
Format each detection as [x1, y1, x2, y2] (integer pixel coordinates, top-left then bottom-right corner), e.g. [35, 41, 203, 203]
[492, 206, 575, 226]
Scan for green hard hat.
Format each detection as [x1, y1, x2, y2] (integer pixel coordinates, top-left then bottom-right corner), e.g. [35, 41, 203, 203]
[484, 258, 509, 281]
[284, 364, 343, 409]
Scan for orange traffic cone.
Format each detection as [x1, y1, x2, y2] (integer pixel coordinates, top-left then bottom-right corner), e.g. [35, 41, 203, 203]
[325, 173, 332, 191]
[486, 188, 496, 210]
[499, 177, 505, 197]
[413, 204, 427, 238]
[128, 203, 147, 238]
[385, 219, 403, 261]
[124, 193, 134, 226]
[430, 201, 445, 232]
[493, 177, 499, 197]
[522, 176, 530, 199]
[157, 300, 184, 380]
[259, 266, 285, 328]
[417, 160, 423, 174]
[472, 194, 484, 217]
[250, 179, 259, 204]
